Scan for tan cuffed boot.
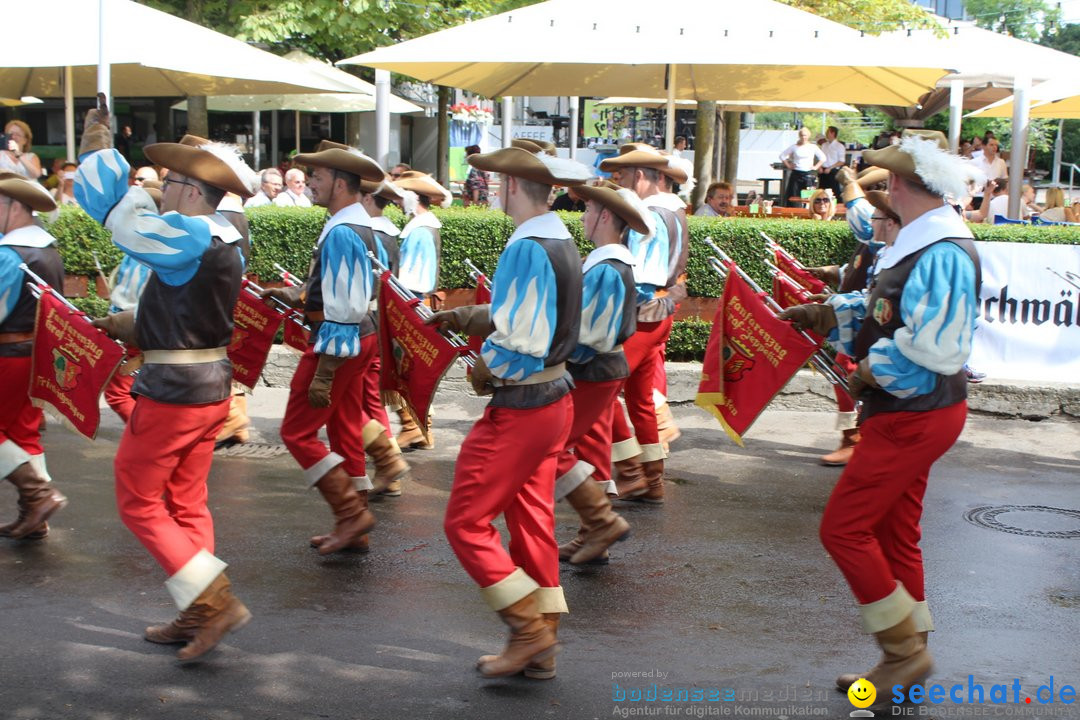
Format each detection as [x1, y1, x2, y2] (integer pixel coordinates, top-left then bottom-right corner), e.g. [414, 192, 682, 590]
[145, 606, 206, 645]
[836, 631, 929, 691]
[613, 457, 647, 499]
[313, 466, 376, 555]
[395, 406, 433, 450]
[175, 573, 252, 662]
[821, 429, 860, 467]
[363, 419, 410, 497]
[5, 462, 66, 539]
[656, 402, 681, 451]
[558, 526, 586, 562]
[564, 481, 630, 565]
[475, 592, 559, 678]
[215, 393, 250, 445]
[523, 614, 561, 680]
[309, 532, 370, 553]
[0, 495, 49, 540]
[630, 459, 665, 504]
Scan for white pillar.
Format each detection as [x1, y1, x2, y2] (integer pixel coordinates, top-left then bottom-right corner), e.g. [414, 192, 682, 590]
[569, 96, 579, 160]
[97, 0, 110, 123]
[375, 69, 391, 168]
[1008, 75, 1030, 219]
[502, 97, 513, 148]
[948, 78, 964, 153]
[252, 111, 261, 170]
[1052, 118, 1064, 186]
[271, 110, 279, 167]
[665, 64, 677, 151]
[64, 67, 75, 162]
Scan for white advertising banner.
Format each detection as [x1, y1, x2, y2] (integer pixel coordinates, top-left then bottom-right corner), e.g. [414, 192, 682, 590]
[968, 240, 1080, 382]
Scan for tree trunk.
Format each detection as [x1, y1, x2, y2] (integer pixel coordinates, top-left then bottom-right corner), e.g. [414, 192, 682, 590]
[691, 101, 716, 211]
[346, 113, 362, 148]
[186, 96, 209, 139]
[154, 98, 172, 144]
[436, 86, 450, 188]
[723, 111, 740, 183]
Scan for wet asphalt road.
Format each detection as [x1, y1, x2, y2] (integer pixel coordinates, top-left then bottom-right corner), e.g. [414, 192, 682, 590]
[2, 393, 1079, 720]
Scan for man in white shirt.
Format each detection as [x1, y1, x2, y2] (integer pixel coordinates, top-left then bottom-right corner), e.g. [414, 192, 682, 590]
[244, 168, 283, 208]
[970, 138, 1007, 201]
[273, 168, 312, 207]
[779, 127, 826, 207]
[819, 126, 847, 195]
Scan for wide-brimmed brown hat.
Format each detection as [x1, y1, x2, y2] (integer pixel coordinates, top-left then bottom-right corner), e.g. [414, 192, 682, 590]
[393, 171, 452, 208]
[293, 144, 384, 183]
[469, 147, 593, 186]
[600, 145, 687, 184]
[857, 166, 890, 188]
[0, 172, 57, 212]
[360, 176, 406, 203]
[863, 130, 954, 189]
[145, 140, 258, 198]
[866, 190, 900, 223]
[576, 182, 650, 234]
[511, 138, 557, 156]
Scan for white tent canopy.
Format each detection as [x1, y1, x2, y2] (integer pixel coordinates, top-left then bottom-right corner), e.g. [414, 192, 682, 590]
[596, 98, 858, 113]
[966, 77, 1080, 119]
[171, 93, 421, 114]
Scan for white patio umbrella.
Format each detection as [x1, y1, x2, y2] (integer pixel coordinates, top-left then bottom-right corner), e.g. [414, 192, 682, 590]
[339, 0, 955, 149]
[596, 98, 859, 113]
[965, 77, 1080, 120]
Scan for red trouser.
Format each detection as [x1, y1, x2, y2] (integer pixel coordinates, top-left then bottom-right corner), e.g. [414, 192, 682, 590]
[114, 396, 229, 575]
[361, 350, 391, 432]
[280, 337, 375, 483]
[556, 378, 623, 484]
[104, 372, 136, 423]
[820, 401, 967, 605]
[610, 316, 674, 450]
[444, 395, 572, 588]
[833, 353, 858, 414]
[0, 356, 43, 458]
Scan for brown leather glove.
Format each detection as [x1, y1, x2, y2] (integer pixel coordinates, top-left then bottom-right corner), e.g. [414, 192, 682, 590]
[777, 303, 837, 336]
[427, 304, 493, 336]
[91, 310, 137, 345]
[848, 358, 879, 397]
[79, 97, 113, 157]
[469, 354, 495, 397]
[309, 353, 348, 408]
[807, 265, 840, 287]
[260, 284, 305, 309]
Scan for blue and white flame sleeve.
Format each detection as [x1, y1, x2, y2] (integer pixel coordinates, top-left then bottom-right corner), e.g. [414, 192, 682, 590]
[398, 227, 438, 295]
[570, 263, 627, 365]
[481, 239, 558, 382]
[824, 291, 868, 357]
[314, 225, 372, 358]
[0, 247, 23, 325]
[75, 149, 211, 286]
[846, 196, 874, 244]
[866, 243, 977, 399]
[626, 209, 670, 304]
[109, 255, 153, 313]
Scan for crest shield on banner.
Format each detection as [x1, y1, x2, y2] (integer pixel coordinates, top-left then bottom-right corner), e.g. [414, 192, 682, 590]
[774, 248, 827, 295]
[30, 291, 126, 440]
[696, 266, 821, 446]
[228, 284, 286, 390]
[378, 271, 463, 433]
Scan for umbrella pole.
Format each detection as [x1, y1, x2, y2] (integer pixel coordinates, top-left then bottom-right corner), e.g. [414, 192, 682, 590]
[295, 110, 301, 155]
[948, 78, 964, 153]
[252, 111, 261, 169]
[271, 110, 279, 168]
[1008, 74, 1030, 219]
[375, 69, 391, 168]
[64, 67, 75, 162]
[569, 96, 579, 159]
[97, 0, 111, 125]
[665, 64, 676, 151]
[502, 97, 513, 148]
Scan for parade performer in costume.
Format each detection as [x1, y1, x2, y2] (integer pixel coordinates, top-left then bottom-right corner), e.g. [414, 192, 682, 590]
[599, 145, 688, 504]
[779, 130, 982, 701]
[76, 106, 259, 661]
[261, 143, 386, 555]
[555, 181, 647, 567]
[428, 146, 590, 679]
[391, 171, 451, 452]
[0, 174, 67, 541]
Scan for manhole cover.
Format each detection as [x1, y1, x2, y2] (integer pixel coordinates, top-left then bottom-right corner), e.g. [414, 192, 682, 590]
[963, 505, 1080, 539]
[214, 442, 290, 459]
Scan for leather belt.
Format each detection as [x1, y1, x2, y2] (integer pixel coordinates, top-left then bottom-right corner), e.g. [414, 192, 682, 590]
[0, 331, 33, 344]
[142, 347, 229, 365]
[491, 362, 566, 388]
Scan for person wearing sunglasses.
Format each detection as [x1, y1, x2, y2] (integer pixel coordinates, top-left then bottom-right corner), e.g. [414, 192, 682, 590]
[808, 188, 837, 220]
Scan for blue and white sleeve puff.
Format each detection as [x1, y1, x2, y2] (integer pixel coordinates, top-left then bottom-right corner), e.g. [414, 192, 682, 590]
[109, 255, 153, 313]
[481, 238, 558, 382]
[398, 227, 438, 295]
[313, 224, 372, 358]
[0, 247, 23, 325]
[825, 291, 868, 357]
[75, 149, 211, 286]
[866, 243, 977, 399]
[570, 263, 627, 365]
[846, 196, 874, 244]
[626, 209, 670, 303]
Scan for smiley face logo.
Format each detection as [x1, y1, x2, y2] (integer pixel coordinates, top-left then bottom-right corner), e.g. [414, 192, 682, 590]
[848, 678, 876, 708]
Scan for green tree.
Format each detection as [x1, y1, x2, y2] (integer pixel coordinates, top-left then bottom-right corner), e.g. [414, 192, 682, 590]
[964, 0, 1060, 40]
[1041, 22, 1080, 56]
[780, 0, 944, 34]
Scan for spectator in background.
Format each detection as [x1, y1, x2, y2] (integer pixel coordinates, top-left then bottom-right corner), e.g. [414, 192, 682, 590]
[959, 139, 973, 158]
[132, 166, 159, 186]
[672, 136, 687, 157]
[551, 185, 586, 212]
[389, 163, 411, 180]
[51, 161, 79, 207]
[462, 145, 488, 207]
[115, 124, 133, 161]
[970, 138, 1007, 203]
[779, 127, 825, 207]
[245, 168, 283, 208]
[970, 136, 984, 159]
[695, 181, 734, 217]
[1, 120, 42, 179]
[819, 126, 847, 195]
[1040, 187, 1076, 223]
[273, 167, 312, 207]
[808, 188, 837, 220]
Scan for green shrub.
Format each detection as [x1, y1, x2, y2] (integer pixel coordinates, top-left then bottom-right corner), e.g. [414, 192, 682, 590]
[42, 205, 123, 276]
[666, 318, 712, 362]
[71, 294, 110, 318]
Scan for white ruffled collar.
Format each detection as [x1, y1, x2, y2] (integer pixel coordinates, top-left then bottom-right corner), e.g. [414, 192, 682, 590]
[192, 213, 242, 244]
[0, 224, 55, 249]
[583, 243, 635, 273]
[317, 202, 372, 246]
[878, 204, 972, 271]
[401, 210, 442, 236]
[369, 215, 400, 237]
[643, 192, 686, 213]
[507, 211, 571, 247]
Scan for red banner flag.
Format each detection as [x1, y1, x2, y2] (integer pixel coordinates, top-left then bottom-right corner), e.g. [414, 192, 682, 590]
[228, 285, 285, 390]
[696, 266, 821, 446]
[282, 314, 310, 353]
[30, 291, 126, 440]
[771, 271, 813, 310]
[468, 274, 492, 357]
[774, 248, 827, 295]
[378, 272, 463, 433]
